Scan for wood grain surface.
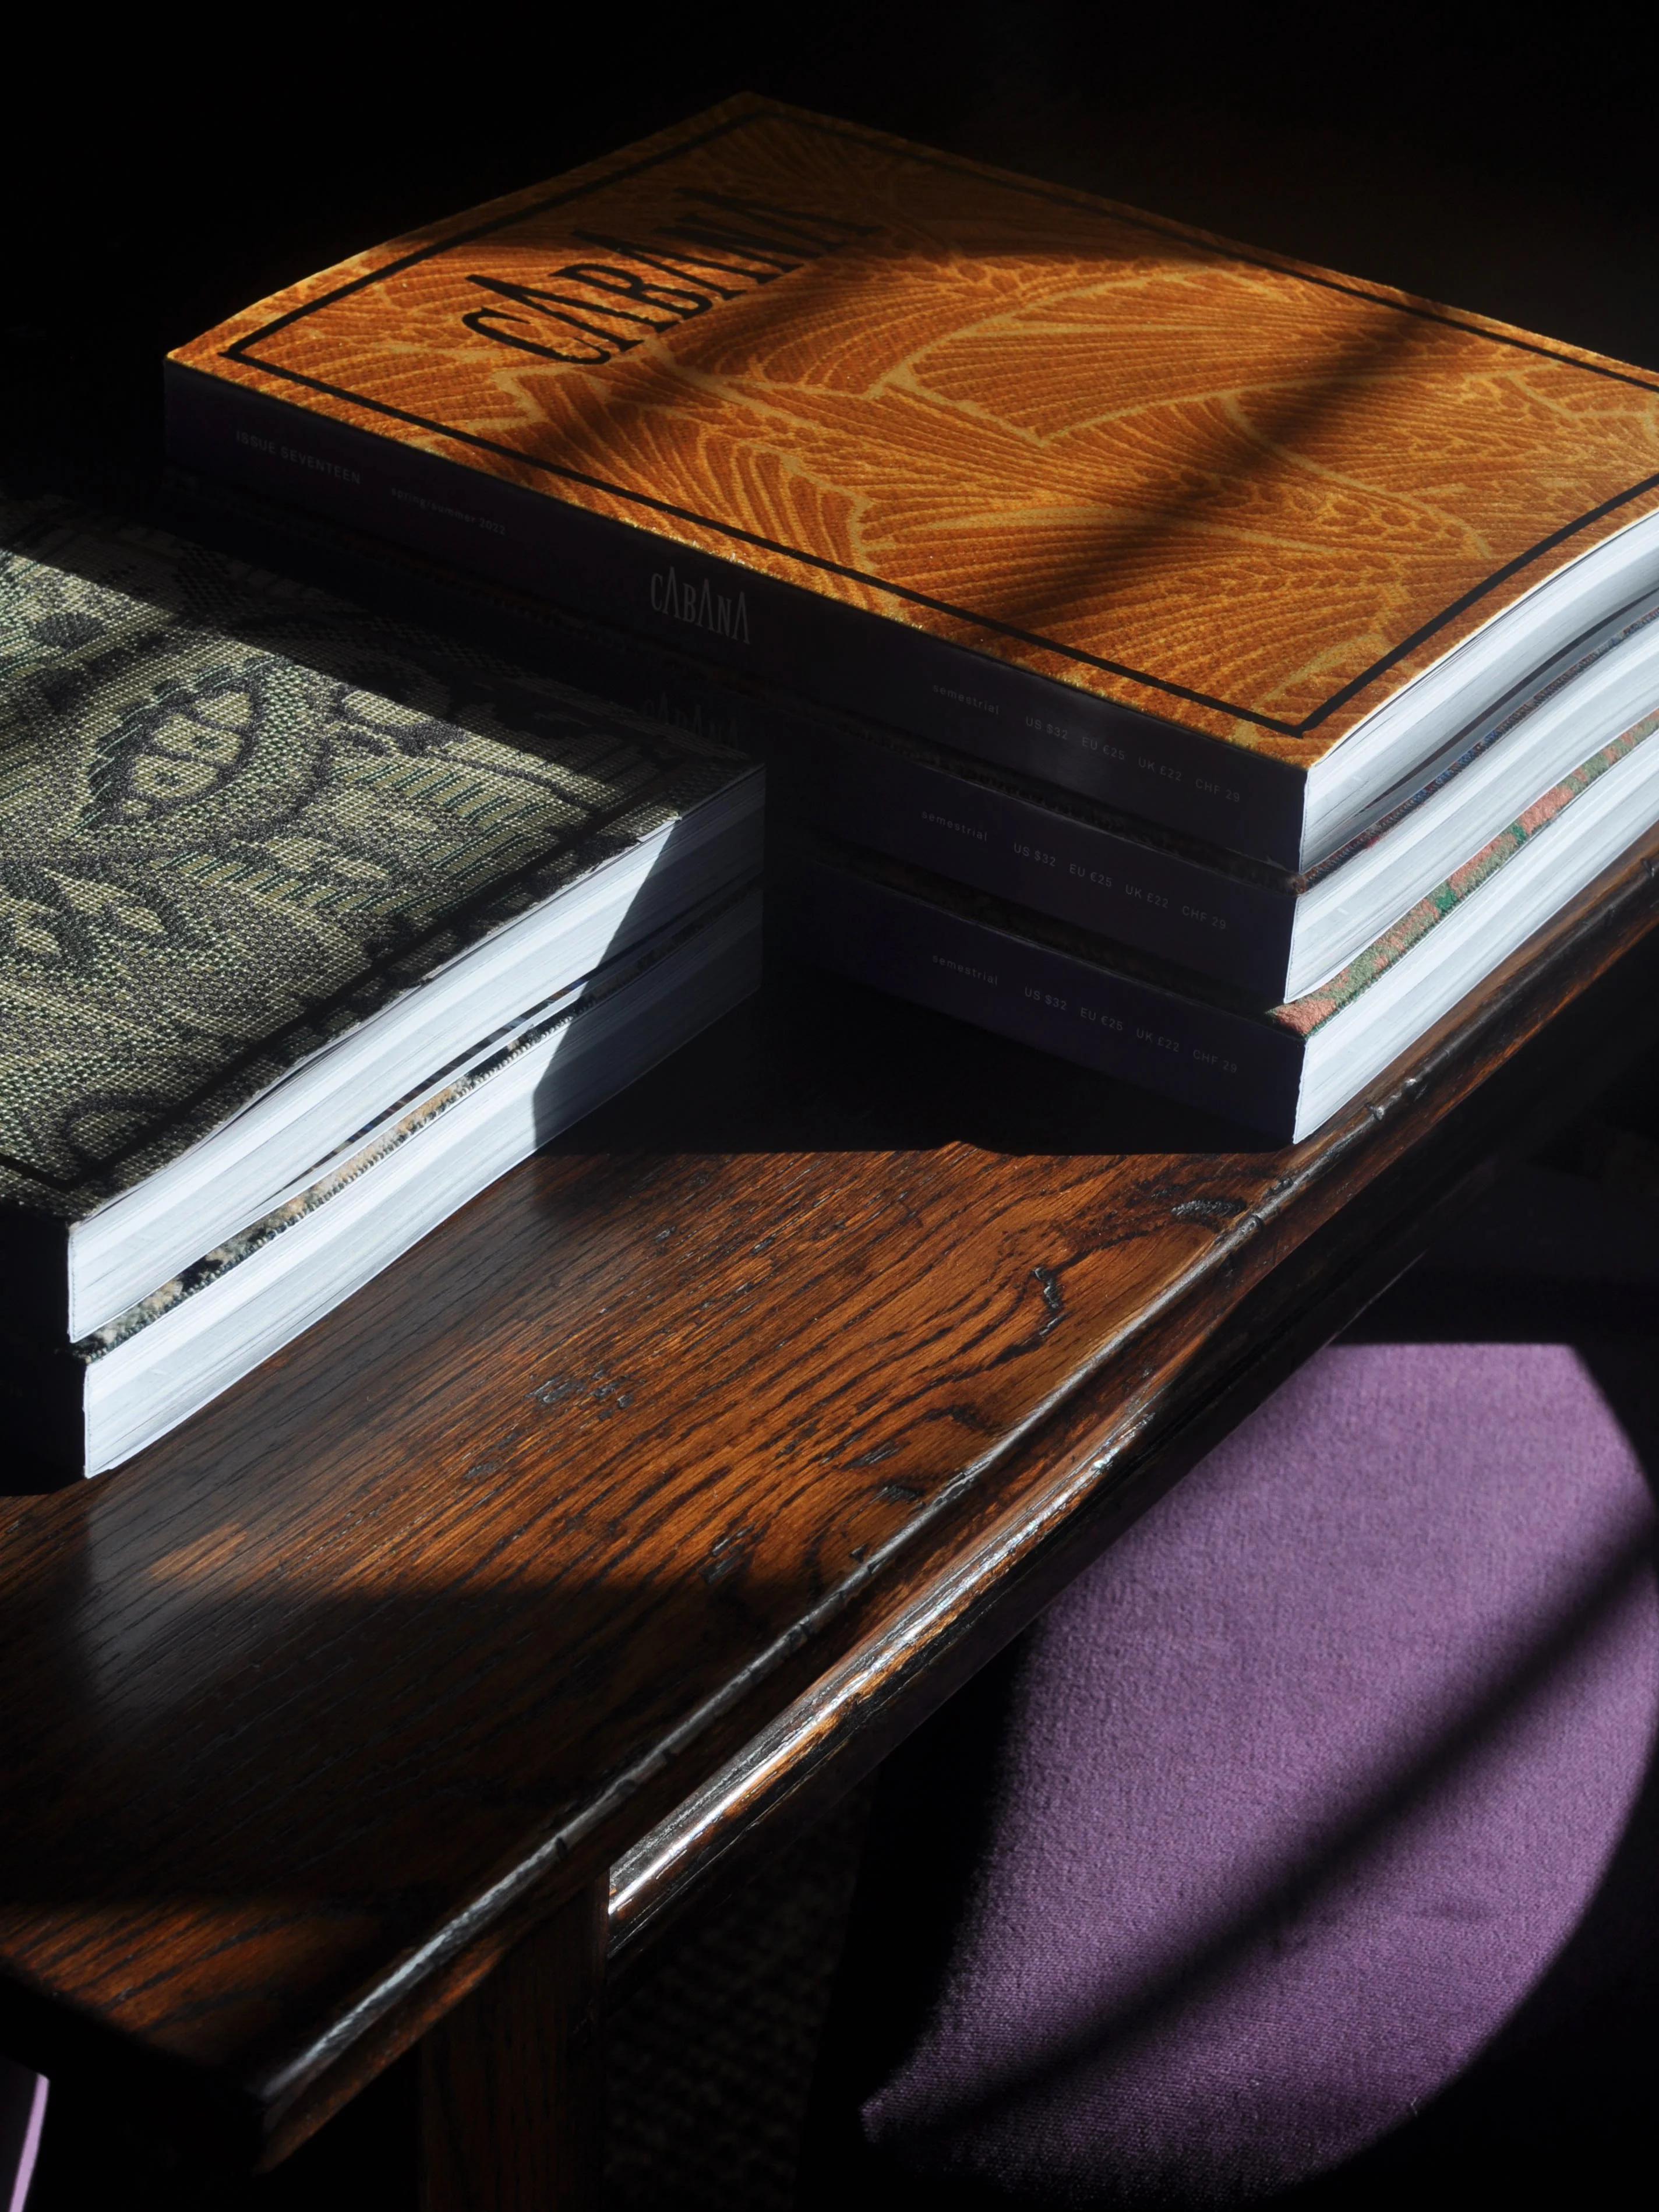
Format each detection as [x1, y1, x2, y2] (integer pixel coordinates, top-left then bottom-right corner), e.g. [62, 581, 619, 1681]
[174, 96, 1659, 758]
[1, 825, 1657, 2178]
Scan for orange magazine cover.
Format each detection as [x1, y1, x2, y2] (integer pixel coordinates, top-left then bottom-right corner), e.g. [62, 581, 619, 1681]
[170, 97, 1659, 866]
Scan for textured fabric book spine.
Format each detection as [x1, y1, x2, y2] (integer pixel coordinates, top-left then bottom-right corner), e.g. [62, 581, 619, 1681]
[165, 365, 1309, 867]
[792, 855, 1304, 1137]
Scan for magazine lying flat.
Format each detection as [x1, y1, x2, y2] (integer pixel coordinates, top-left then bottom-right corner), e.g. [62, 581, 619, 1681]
[170, 91, 1659, 869]
[37, 885, 760, 1477]
[797, 587, 1659, 999]
[796, 706, 1659, 1143]
[0, 500, 761, 1369]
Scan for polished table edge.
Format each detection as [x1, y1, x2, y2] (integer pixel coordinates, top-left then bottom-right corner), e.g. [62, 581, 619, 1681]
[263, 836, 1659, 2163]
[6, 836, 1659, 2177]
[605, 852, 1659, 1964]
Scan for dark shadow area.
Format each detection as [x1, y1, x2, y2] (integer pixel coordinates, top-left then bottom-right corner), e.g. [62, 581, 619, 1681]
[604, 1781, 877, 2212]
[546, 968, 1274, 1159]
[1347, 1153, 1659, 1345]
[25, 2046, 418, 2212]
[803, 1524, 1659, 2207]
[8, 9, 1659, 518]
[800, 1642, 1030, 2203]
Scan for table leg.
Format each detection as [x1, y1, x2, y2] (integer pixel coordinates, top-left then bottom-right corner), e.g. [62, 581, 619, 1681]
[419, 1880, 608, 2211]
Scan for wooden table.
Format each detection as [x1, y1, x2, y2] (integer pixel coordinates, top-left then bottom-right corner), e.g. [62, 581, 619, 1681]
[3, 827, 1658, 2209]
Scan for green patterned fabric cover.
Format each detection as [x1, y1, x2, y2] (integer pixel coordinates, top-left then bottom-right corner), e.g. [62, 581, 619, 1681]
[1272, 708, 1659, 1037]
[0, 499, 747, 1218]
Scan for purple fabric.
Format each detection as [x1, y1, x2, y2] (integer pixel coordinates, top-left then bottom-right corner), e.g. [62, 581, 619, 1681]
[857, 1343, 1659, 2205]
[0, 2064, 46, 2212]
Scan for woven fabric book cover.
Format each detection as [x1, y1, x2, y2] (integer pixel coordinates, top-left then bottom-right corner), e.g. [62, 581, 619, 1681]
[0, 502, 740, 1220]
[171, 94, 1659, 768]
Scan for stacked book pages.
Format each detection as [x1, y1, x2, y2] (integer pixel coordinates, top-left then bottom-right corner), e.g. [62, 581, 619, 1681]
[0, 501, 761, 1477]
[165, 93, 1659, 1139]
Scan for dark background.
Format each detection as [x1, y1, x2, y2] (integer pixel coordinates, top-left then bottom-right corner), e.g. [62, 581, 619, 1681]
[6, 3, 1657, 500]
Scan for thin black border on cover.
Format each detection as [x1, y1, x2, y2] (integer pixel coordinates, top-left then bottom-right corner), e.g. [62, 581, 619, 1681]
[223, 104, 1659, 741]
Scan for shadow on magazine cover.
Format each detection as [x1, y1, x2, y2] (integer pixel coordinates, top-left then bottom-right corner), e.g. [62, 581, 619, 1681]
[538, 241, 1429, 683]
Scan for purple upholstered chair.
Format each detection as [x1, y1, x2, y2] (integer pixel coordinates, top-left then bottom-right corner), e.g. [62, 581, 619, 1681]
[0, 2062, 46, 2212]
[810, 1164, 1659, 2207]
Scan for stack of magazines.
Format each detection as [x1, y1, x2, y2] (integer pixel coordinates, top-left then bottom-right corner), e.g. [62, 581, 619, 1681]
[162, 92, 1659, 1150]
[0, 503, 761, 1476]
[27, 90, 1653, 1480]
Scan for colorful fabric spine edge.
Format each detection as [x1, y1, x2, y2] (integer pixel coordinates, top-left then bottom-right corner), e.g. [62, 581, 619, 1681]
[1272, 708, 1659, 1037]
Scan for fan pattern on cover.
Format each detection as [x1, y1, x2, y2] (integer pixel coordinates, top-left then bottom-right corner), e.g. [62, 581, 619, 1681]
[0, 502, 733, 1211]
[176, 97, 1659, 758]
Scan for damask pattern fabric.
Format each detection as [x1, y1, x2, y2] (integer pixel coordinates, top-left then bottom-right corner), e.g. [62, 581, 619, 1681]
[0, 499, 738, 1216]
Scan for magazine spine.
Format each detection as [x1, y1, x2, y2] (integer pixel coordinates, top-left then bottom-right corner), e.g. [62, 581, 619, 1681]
[168, 477, 1296, 996]
[791, 856, 1305, 1138]
[165, 365, 1307, 867]
[789, 727, 1297, 996]
[167, 472, 772, 758]
[0, 1210, 70, 1344]
[0, 1340, 85, 1481]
